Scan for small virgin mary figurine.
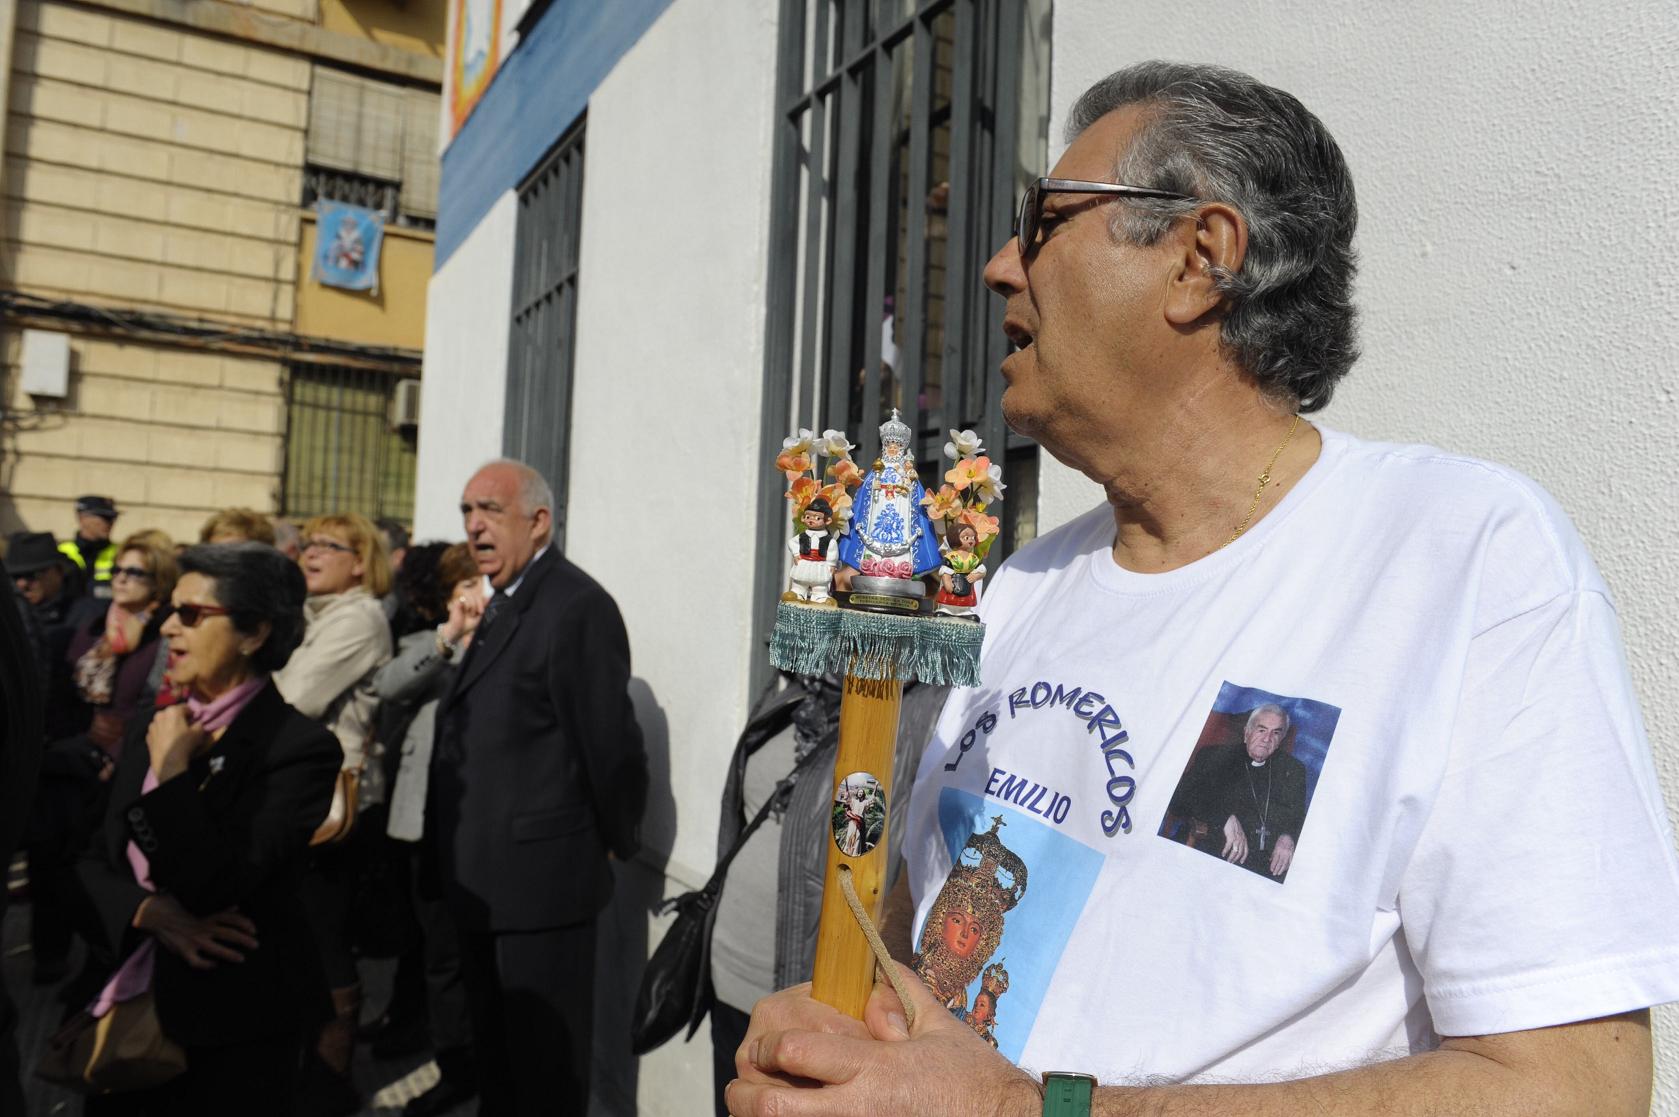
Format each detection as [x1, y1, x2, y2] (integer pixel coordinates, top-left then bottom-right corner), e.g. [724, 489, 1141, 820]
[837, 410, 942, 581]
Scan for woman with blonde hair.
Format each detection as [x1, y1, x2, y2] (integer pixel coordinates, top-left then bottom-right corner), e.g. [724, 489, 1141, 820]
[66, 532, 178, 752]
[198, 507, 276, 546]
[30, 533, 179, 992]
[273, 512, 392, 1114]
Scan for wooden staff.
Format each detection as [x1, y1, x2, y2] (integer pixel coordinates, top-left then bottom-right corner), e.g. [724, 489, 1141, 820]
[810, 670, 903, 1018]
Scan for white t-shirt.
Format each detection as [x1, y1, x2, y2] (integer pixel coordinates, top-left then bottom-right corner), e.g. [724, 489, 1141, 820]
[903, 426, 1679, 1084]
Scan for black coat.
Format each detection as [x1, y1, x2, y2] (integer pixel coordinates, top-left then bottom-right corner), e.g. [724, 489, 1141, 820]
[79, 682, 341, 1047]
[0, 582, 44, 862]
[430, 548, 648, 932]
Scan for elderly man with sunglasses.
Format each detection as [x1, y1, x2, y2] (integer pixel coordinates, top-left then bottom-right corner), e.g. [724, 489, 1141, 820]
[727, 61, 1679, 1117]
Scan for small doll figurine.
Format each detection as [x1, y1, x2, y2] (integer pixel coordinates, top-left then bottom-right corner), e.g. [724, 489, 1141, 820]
[934, 521, 987, 619]
[784, 496, 840, 605]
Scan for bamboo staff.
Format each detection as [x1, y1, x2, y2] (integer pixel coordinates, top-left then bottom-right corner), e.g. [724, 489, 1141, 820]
[810, 672, 903, 1017]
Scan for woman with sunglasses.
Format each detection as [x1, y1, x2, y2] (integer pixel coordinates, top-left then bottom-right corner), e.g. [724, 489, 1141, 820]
[77, 542, 340, 1115]
[272, 512, 393, 1114]
[66, 533, 178, 754]
[28, 534, 180, 997]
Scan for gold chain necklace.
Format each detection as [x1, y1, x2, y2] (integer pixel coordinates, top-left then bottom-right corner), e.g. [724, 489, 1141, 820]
[1220, 413, 1301, 550]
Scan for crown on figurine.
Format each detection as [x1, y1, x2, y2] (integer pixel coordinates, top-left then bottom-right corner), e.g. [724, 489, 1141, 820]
[980, 961, 1011, 999]
[879, 409, 912, 449]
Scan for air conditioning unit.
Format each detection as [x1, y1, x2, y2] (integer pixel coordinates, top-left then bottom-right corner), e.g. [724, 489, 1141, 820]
[389, 379, 421, 430]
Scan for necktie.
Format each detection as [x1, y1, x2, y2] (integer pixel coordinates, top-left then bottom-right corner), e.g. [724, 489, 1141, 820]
[479, 591, 508, 635]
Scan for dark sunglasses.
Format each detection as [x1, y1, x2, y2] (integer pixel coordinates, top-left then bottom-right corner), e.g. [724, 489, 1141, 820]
[111, 565, 152, 581]
[1013, 176, 1194, 255]
[170, 602, 233, 627]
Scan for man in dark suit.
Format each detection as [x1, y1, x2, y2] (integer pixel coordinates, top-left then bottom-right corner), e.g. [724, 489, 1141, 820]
[429, 459, 648, 1117]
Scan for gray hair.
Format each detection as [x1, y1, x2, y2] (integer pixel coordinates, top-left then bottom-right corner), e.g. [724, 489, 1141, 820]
[1066, 61, 1360, 412]
[1245, 702, 1291, 737]
[480, 459, 555, 520]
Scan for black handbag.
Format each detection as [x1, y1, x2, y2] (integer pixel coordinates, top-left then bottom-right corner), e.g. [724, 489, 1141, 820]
[630, 742, 826, 1055]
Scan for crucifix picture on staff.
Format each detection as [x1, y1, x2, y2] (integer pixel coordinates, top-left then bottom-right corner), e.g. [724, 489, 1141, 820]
[832, 771, 885, 858]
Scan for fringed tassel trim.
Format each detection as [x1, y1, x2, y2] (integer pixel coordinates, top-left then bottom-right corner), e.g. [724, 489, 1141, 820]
[769, 602, 986, 687]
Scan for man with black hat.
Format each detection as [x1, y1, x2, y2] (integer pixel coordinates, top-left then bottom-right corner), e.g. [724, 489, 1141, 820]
[5, 531, 99, 984]
[61, 494, 118, 598]
[7, 531, 100, 740]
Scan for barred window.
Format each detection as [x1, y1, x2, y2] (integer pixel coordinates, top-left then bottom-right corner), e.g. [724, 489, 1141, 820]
[504, 120, 585, 551]
[282, 363, 419, 523]
[751, 0, 1050, 667]
[305, 68, 440, 229]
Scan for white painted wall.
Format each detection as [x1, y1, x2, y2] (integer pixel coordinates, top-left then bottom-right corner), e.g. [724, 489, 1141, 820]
[560, 0, 781, 1110]
[1040, 2, 1679, 1107]
[413, 190, 517, 540]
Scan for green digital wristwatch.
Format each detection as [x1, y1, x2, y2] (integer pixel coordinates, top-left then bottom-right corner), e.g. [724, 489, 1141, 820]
[1041, 1071, 1097, 1117]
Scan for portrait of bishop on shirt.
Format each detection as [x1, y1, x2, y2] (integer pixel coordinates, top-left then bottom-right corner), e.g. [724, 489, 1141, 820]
[1162, 686, 1341, 883]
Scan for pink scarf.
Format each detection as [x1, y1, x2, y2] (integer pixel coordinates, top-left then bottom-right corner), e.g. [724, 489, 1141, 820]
[185, 675, 268, 733]
[90, 676, 270, 1017]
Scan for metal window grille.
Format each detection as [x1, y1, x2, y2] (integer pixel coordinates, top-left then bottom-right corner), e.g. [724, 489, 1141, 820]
[282, 363, 419, 523]
[504, 120, 585, 552]
[303, 167, 402, 216]
[751, 0, 1050, 675]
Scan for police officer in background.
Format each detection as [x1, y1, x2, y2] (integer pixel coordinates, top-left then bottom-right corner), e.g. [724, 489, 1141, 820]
[61, 494, 119, 599]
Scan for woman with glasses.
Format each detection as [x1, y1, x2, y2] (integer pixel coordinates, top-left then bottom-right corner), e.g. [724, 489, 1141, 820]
[78, 542, 340, 1115]
[273, 512, 393, 1115]
[28, 534, 179, 996]
[66, 533, 178, 754]
[359, 541, 483, 1115]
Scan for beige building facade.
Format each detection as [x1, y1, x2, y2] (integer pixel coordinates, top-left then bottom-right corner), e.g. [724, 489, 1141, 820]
[0, 0, 441, 546]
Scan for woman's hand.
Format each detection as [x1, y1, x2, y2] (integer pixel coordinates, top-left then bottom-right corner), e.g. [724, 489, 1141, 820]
[441, 591, 482, 646]
[134, 894, 259, 970]
[145, 704, 211, 783]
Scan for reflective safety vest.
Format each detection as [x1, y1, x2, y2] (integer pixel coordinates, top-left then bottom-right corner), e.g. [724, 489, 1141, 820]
[58, 539, 117, 583]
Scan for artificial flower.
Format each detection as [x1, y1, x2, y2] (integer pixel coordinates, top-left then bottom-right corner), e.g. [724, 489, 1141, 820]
[785, 476, 819, 512]
[827, 457, 864, 489]
[818, 484, 854, 521]
[971, 458, 1007, 503]
[776, 449, 814, 480]
[819, 429, 856, 457]
[961, 508, 1000, 543]
[945, 428, 983, 459]
[782, 428, 816, 454]
[944, 457, 986, 491]
[920, 484, 962, 521]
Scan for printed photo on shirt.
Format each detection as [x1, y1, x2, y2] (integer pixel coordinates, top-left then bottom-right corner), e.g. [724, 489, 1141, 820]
[913, 788, 1103, 1060]
[1157, 682, 1341, 884]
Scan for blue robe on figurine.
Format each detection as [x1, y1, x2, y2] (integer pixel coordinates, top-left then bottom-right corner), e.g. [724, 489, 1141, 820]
[838, 449, 943, 579]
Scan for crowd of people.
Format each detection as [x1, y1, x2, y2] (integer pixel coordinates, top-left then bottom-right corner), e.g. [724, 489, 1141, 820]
[2, 460, 648, 1117]
[4, 55, 1679, 1117]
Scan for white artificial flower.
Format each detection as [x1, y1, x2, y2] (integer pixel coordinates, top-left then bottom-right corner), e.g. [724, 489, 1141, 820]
[973, 462, 1007, 503]
[782, 428, 816, 454]
[819, 428, 855, 457]
[944, 428, 983, 460]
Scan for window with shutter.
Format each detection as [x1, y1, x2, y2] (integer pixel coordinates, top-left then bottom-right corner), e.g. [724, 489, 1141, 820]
[304, 67, 440, 229]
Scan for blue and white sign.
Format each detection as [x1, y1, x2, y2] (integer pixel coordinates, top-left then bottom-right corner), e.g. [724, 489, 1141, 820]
[313, 202, 385, 293]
